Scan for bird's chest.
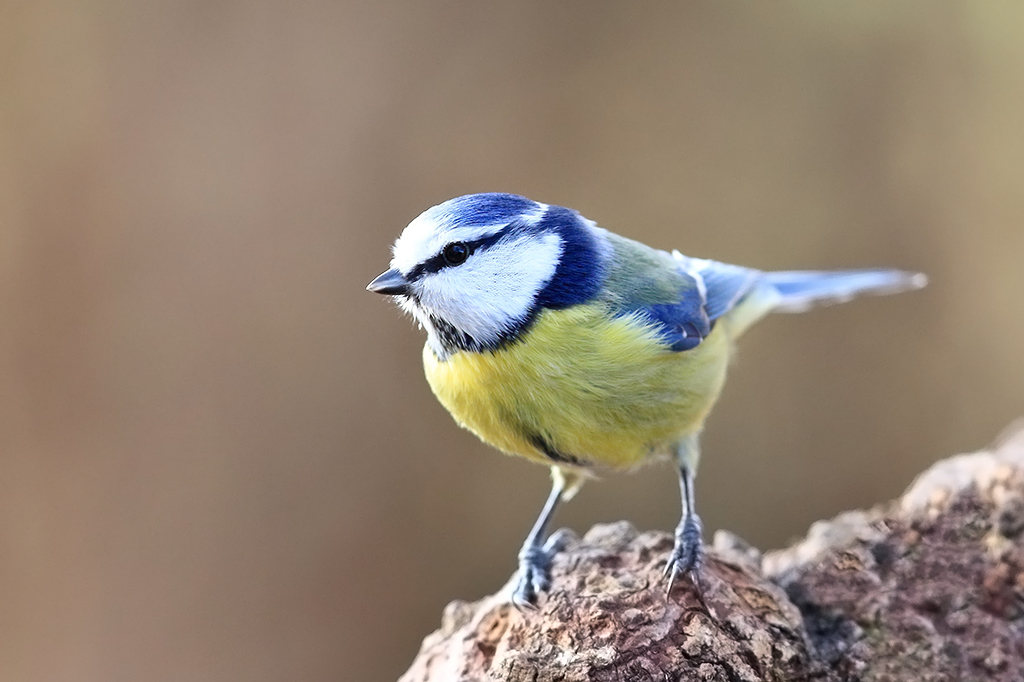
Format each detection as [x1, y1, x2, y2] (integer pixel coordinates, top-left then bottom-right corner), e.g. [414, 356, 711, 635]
[421, 306, 730, 469]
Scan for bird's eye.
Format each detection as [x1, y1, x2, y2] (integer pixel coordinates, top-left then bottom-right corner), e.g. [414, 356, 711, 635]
[442, 242, 469, 266]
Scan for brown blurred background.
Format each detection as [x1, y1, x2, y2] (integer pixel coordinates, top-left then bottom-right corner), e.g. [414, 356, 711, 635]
[2, 1, 1023, 680]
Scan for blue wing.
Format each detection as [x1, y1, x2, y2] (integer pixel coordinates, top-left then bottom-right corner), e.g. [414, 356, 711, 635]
[678, 254, 762, 322]
[601, 236, 762, 352]
[635, 299, 710, 352]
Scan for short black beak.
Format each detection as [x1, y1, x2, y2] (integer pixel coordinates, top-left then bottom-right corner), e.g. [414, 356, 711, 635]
[366, 268, 411, 295]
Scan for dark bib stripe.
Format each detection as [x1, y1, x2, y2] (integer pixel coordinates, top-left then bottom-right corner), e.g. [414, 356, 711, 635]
[528, 433, 587, 467]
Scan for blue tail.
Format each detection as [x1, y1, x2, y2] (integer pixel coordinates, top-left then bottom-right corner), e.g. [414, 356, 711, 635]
[765, 269, 927, 313]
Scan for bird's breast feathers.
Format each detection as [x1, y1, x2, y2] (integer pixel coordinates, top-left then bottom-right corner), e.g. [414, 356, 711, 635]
[423, 302, 731, 470]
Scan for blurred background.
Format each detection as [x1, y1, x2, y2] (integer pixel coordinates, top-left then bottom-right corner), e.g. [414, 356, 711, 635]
[2, 1, 1023, 680]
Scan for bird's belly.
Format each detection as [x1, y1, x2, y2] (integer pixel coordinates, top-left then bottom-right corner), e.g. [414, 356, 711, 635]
[422, 306, 730, 470]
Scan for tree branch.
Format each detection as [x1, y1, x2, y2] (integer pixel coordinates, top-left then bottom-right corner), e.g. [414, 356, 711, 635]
[400, 421, 1024, 681]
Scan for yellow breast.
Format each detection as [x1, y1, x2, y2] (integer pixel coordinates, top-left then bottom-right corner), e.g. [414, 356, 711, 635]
[422, 304, 732, 470]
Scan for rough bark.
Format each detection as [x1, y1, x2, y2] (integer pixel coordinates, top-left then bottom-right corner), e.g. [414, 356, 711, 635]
[400, 421, 1024, 681]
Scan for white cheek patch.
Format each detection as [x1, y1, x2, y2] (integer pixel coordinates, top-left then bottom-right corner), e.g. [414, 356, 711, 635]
[415, 233, 562, 347]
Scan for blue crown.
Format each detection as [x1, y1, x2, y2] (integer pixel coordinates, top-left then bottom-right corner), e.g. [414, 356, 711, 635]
[425, 193, 540, 230]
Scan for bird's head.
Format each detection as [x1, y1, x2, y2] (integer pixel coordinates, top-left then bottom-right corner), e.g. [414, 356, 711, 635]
[368, 193, 607, 357]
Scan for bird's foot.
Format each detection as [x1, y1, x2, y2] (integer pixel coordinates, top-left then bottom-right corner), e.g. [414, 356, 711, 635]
[511, 529, 572, 609]
[663, 513, 704, 598]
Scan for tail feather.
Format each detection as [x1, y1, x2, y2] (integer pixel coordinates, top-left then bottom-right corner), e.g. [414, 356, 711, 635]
[764, 269, 927, 313]
[722, 268, 926, 339]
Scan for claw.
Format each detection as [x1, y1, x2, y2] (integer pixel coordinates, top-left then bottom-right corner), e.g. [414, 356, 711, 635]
[512, 540, 562, 609]
[663, 561, 680, 596]
[663, 513, 704, 599]
[511, 584, 539, 611]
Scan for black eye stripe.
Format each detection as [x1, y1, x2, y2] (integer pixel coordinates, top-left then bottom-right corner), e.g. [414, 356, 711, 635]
[406, 221, 528, 281]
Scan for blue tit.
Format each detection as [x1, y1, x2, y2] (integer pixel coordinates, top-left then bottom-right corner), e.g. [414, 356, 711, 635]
[367, 192, 926, 607]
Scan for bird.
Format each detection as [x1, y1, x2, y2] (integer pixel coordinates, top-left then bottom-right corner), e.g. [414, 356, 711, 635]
[366, 192, 926, 607]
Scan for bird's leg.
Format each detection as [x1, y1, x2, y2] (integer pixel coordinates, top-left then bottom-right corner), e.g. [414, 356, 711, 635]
[512, 467, 573, 608]
[664, 434, 704, 597]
